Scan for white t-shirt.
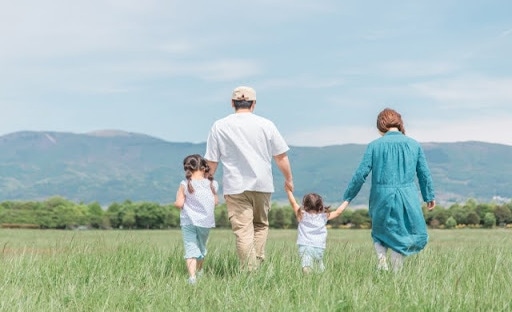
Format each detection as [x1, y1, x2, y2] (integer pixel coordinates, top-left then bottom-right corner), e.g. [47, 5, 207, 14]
[297, 211, 328, 249]
[204, 113, 289, 195]
[180, 179, 218, 228]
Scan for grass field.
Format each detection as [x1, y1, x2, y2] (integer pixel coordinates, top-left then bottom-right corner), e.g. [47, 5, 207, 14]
[1, 228, 511, 311]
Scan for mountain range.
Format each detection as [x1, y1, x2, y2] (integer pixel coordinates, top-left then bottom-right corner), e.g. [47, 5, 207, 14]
[1, 130, 511, 206]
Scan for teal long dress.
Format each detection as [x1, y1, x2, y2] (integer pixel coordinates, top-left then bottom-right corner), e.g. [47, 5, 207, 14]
[343, 131, 435, 256]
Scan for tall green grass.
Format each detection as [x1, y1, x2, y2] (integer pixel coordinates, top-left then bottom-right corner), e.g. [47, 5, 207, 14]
[1, 229, 511, 311]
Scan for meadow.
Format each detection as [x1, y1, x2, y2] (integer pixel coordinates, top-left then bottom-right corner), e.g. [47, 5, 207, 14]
[1, 229, 511, 312]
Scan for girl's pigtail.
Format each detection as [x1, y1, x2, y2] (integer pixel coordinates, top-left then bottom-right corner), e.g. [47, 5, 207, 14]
[183, 154, 214, 194]
[185, 169, 194, 193]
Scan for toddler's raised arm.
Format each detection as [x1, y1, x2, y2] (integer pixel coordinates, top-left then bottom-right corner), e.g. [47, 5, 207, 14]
[328, 200, 349, 221]
[286, 189, 301, 220]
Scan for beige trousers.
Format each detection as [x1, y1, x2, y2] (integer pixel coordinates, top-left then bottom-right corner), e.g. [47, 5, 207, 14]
[225, 191, 271, 271]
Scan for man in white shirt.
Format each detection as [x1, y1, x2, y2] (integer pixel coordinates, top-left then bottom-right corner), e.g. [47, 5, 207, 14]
[204, 86, 294, 271]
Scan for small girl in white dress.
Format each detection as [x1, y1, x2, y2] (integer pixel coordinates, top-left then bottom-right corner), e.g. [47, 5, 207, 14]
[174, 154, 219, 284]
[286, 189, 347, 273]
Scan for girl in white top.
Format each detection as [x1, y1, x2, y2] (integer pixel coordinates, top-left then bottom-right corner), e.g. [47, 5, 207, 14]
[174, 154, 219, 284]
[286, 189, 347, 273]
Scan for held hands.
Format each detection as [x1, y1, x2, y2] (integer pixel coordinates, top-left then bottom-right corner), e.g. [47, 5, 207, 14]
[284, 180, 294, 193]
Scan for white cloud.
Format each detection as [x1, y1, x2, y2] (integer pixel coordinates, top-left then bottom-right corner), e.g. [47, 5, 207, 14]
[260, 76, 344, 90]
[158, 42, 195, 55]
[0, 57, 263, 96]
[101, 58, 262, 79]
[285, 115, 512, 147]
[378, 60, 459, 78]
[409, 116, 512, 146]
[196, 59, 263, 81]
[285, 125, 379, 147]
[0, 1, 146, 58]
[411, 75, 512, 106]
[500, 27, 512, 37]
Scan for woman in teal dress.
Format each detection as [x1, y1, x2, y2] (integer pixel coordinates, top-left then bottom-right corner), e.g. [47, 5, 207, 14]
[342, 108, 436, 272]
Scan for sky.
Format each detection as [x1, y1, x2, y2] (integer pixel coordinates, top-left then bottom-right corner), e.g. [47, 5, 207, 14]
[1, 0, 511, 147]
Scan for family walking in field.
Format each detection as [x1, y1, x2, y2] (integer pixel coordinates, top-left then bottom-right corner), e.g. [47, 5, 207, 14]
[174, 86, 436, 283]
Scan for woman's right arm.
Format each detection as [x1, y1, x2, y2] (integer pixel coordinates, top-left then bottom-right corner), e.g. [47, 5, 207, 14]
[343, 144, 373, 202]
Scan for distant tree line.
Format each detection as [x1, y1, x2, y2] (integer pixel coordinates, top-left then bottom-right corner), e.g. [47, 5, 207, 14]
[1, 197, 511, 230]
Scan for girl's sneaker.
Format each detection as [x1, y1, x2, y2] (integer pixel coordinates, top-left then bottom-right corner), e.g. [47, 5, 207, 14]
[197, 270, 204, 278]
[187, 277, 197, 285]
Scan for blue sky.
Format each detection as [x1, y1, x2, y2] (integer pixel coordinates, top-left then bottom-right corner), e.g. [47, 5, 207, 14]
[1, 0, 511, 147]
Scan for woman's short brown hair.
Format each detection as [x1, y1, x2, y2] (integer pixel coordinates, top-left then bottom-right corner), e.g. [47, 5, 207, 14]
[376, 108, 405, 134]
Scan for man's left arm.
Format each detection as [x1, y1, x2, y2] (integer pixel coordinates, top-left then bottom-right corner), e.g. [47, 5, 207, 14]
[274, 153, 294, 192]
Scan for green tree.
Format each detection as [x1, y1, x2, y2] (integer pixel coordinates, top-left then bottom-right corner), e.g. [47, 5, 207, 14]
[45, 196, 73, 209]
[340, 209, 354, 227]
[271, 208, 291, 229]
[504, 201, 512, 217]
[289, 207, 298, 229]
[75, 204, 91, 226]
[466, 212, 480, 225]
[214, 204, 229, 228]
[327, 211, 341, 228]
[494, 205, 512, 225]
[464, 199, 478, 210]
[445, 217, 457, 229]
[430, 207, 451, 227]
[122, 210, 136, 229]
[106, 202, 122, 229]
[483, 212, 496, 228]
[476, 203, 494, 223]
[164, 205, 180, 228]
[351, 209, 370, 229]
[448, 204, 468, 225]
[54, 204, 80, 229]
[135, 202, 164, 229]
[87, 202, 104, 228]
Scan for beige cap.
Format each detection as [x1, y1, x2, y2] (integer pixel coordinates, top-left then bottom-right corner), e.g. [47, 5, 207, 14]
[231, 86, 256, 101]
